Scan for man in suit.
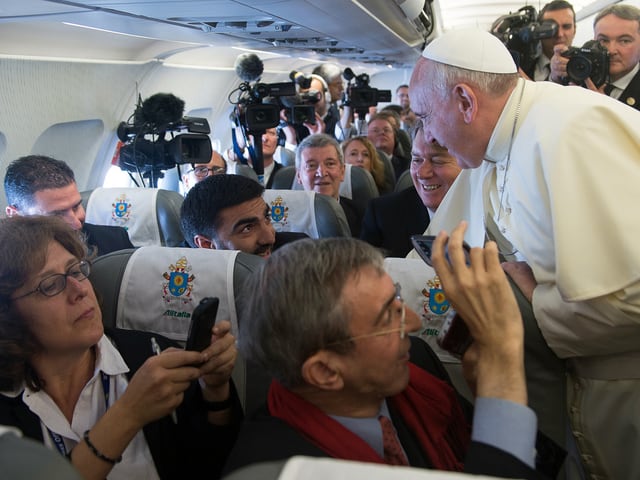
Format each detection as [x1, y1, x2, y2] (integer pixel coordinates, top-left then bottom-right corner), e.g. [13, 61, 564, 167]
[360, 122, 461, 257]
[180, 173, 307, 258]
[295, 133, 364, 237]
[550, 4, 640, 111]
[4, 155, 134, 256]
[223, 229, 562, 479]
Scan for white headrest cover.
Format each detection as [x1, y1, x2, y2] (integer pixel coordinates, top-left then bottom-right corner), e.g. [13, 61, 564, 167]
[86, 187, 160, 246]
[116, 247, 239, 342]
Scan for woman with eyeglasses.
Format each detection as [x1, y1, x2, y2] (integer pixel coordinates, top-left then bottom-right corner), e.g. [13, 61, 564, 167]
[0, 216, 241, 480]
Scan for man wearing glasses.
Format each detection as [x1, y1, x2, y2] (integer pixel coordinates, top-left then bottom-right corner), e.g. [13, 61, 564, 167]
[181, 149, 227, 194]
[222, 230, 563, 479]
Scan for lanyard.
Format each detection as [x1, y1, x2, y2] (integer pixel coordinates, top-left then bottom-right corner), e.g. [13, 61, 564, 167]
[48, 372, 110, 457]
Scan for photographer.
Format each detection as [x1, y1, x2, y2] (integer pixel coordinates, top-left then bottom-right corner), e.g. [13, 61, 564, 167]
[527, 1, 576, 81]
[313, 63, 355, 141]
[551, 4, 640, 111]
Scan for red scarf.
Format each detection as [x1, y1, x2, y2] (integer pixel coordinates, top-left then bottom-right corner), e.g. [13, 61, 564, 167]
[268, 362, 470, 470]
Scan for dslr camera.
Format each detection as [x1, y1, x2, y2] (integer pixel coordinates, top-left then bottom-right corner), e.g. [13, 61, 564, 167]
[491, 5, 558, 73]
[561, 40, 610, 87]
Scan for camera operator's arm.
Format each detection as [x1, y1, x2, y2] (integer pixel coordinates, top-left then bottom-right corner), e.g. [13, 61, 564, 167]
[304, 113, 325, 135]
[550, 44, 571, 83]
[278, 109, 299, 149]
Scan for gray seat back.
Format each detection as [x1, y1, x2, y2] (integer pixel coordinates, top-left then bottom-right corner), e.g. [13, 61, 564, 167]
[89, 246, 265, 413]
[262, 189, 350, 238]
[83, 187, 185, 246]
[394, 169, 415, 192]
[271, 164, 379, 214]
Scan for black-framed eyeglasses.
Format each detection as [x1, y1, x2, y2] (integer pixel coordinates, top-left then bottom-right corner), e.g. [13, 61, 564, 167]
[12, 260, 91, 301]
[327, 283, 406, 347]
[188, 165, 226, 178]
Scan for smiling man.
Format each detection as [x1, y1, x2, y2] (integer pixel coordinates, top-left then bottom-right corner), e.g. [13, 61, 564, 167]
[360, 122, 461, 257]
[295, 133, 363, 237]
[179, 174, 306, 258]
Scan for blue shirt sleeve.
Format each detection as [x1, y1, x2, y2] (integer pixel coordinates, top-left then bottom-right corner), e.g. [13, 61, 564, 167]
[472, 397, 537, 468]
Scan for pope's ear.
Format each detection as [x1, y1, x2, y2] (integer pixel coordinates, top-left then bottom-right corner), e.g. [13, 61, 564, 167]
[453, 83, 477, 124]
[301, 350, 345, 391]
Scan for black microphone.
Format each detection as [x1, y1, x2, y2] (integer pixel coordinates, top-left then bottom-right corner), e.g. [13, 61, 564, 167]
[134, 93, 185, 129]
[289, 70, 312, 89]
[234, 53, 264, 82]
[343, 67, 356, 81]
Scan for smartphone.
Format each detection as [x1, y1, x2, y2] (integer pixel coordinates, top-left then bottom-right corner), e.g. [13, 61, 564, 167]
[185, 297, 219, 352]
[410, 234, 471, 267]
[437, 310, 473, 358]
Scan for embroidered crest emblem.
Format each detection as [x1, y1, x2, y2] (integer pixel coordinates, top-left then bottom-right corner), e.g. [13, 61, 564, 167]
[161, 256, 195, 304]
[270, 195, 289, 228]
[422, 277, 451, 315]
[111, 194, 132, 229]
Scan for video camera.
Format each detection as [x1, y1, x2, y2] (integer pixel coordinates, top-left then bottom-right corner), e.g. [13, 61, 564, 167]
[561, 40, 609, 87]
[117, 93, 212, 186]
[491, 5, 558, 73]
[342, 68, 391, 113]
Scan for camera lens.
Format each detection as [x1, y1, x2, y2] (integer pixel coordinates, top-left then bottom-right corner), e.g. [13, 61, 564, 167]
[567, 55, 592, 82]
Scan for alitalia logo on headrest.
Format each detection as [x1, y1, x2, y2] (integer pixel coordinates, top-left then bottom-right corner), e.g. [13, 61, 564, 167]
[162, 309, 191, 318]
[161, 256, 195, 306]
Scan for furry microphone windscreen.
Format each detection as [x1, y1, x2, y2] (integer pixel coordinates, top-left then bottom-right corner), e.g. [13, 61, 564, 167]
[134, 93, 185, 128]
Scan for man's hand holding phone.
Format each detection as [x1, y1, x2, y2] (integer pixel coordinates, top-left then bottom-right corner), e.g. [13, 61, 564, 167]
[430, 222, 527, 405]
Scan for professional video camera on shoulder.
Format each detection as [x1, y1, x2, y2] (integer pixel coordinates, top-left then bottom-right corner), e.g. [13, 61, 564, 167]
[116, 92, 212, 186]
[560, 40, 609, 87]
[491, 5, 558, 73]
[229, 53, 296, 132]
[342, 67, 391, 113]
[278, 71, 321, 126]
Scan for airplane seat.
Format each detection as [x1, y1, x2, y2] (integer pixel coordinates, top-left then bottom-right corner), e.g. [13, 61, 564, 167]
[89, 246, 266, 414]
[270, 164, 379, 214]
[270, 165, 297, 190]
[376, 150, 397, 192]
[339, 164, 379, 213]
[383, 256, 473, 403]
[394, 169, 414, 192]
[277, 146, 296, 167]
[83, 187, 185, 247]
[233, 163, 260, 182]
[262, 189, 351, 238]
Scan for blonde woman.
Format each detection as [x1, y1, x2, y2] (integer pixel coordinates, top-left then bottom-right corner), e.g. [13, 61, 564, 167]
[341, 136, 392, 194]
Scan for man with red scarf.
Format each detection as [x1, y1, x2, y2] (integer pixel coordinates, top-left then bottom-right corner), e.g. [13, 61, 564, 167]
[223, 224, 562, 479]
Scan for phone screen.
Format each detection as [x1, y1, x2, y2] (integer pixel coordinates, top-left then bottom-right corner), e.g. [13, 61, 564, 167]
[185, 297, 219, 352]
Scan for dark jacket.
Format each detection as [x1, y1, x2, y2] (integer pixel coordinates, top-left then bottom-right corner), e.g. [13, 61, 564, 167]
[360, 186, 430, 257]
[618, 68, 640, 112]
[340, 195, 364, 237]
[223, 337, 562, 479]
[0, 328, 242, 480]
[82, 222, 135, 256]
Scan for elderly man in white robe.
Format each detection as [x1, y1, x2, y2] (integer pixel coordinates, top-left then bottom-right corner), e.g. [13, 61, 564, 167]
[408, 28, 640, 480]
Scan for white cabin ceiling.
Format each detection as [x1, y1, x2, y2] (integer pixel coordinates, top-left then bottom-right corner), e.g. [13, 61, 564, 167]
[0, 0, 635, 68]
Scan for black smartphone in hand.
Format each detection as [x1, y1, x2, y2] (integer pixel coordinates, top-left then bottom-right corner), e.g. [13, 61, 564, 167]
[411, 234, 471, 267]
[185, 297, 219, 352]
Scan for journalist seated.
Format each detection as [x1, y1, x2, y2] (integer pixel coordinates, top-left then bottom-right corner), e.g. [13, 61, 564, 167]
[223, 227, 564, 479]
[0, 215, 242, 479]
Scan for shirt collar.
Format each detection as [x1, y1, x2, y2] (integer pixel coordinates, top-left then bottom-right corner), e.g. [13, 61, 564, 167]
[485, 78, 526, 165]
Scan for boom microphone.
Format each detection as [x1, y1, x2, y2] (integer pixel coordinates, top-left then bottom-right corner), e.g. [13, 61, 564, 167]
[134, 93, 185, 129]
[289, 70, 312, 89]
[234, 53, 264, 82]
